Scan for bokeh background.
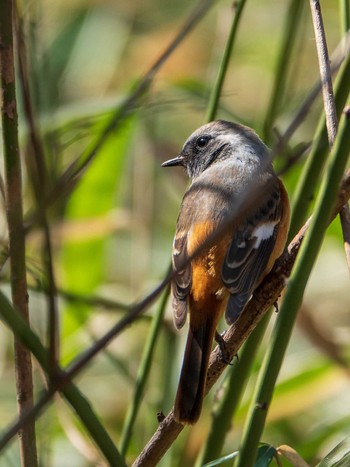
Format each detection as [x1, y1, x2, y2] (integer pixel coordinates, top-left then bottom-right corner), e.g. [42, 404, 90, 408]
[0, 0, 349, 465]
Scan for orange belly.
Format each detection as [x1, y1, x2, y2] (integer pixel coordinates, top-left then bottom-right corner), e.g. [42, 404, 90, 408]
[187, 222, 230, 313]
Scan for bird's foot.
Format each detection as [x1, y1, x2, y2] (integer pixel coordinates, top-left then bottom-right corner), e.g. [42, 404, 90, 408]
[215, 331, 234, 365]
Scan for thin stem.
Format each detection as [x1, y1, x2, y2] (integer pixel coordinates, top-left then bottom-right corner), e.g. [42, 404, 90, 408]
[0, 1, 38, 465]
[339, 0, 350, 35]
[235, 105, 350, 467]
[15, 8, 59, 373]
[263, 0, 305, 142]
[310, 0, 338, 144]
[205, 0, 247, 122]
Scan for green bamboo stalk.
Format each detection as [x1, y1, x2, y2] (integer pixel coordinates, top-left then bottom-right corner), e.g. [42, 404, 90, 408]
[196, 3, 287, 462]
[236, 103, 350, 467]
[195, 312, 271, 466]
[263, 0, 305, 142]
[339, 0, 350, 34]
[197, 4, 303, 462]
[0, 1, 38, 465]
[0, 290, 126, 467]
[120, 289, 169, 456]
[289, 52, 350, 239]
[205, 0, 247, 123]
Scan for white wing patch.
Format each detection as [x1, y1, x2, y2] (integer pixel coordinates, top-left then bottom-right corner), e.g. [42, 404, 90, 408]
[253, 221, 278, 247]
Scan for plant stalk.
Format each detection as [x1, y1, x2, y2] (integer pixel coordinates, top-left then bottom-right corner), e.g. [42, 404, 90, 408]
[0, 1, 38, 465]
[236, 104, 350, 467]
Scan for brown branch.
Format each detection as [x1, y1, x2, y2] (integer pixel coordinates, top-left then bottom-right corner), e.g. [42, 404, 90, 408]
[0, 1, 38, 464]
[132, 169, 350, 467]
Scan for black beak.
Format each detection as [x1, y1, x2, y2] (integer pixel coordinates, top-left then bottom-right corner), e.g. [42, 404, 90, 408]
[161, 154, 185, 167]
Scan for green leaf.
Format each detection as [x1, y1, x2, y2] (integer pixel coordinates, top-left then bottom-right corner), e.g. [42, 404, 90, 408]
[255, 444, 277, 467]
[202, 451, 238, 466]
[201, 444, 276, 467]
[317, 438, 350, 467]
[60, 116, 137, 360]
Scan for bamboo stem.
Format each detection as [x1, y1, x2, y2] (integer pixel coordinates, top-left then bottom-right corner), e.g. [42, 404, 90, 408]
[0, 0, 38, 465]
[236, 104, 350, 467]
[205, 0, 247, 123]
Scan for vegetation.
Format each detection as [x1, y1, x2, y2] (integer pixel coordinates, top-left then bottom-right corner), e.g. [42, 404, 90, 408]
[0, 0, 349, 466]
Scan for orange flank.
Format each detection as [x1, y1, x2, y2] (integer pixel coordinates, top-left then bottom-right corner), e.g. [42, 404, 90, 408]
[187, 222, 231, 307]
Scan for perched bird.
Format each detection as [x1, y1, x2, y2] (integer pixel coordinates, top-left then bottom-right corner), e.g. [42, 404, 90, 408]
[162, 120, 290, 425]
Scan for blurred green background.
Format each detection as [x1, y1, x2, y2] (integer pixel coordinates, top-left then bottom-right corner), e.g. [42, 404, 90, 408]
[0, 0, 349, 465]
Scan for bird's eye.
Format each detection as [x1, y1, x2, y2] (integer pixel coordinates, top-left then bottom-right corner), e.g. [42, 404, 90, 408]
[196, 135, 211, 148]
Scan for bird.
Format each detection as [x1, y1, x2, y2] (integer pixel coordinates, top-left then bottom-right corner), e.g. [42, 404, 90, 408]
[162, 120, 290, 425]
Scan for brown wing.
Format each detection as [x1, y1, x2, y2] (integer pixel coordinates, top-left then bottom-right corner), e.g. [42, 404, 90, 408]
[171, 230, 192, 329]
[222, 183, 283, 324]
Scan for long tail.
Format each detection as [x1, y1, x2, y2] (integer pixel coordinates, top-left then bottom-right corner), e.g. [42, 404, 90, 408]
[174, 316, 216, 424]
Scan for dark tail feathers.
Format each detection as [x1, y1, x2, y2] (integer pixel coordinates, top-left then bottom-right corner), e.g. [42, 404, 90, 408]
[174, 318, 215, 424]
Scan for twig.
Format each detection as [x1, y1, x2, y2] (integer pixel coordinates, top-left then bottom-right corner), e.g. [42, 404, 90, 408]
[0, 1, 38, 464]
[277, 142, 311, 176]
[0, 278, 131, 311]
[132, 169, 350, 467]
[309, 0, 338, 144]
[40, 285, 131, 312]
